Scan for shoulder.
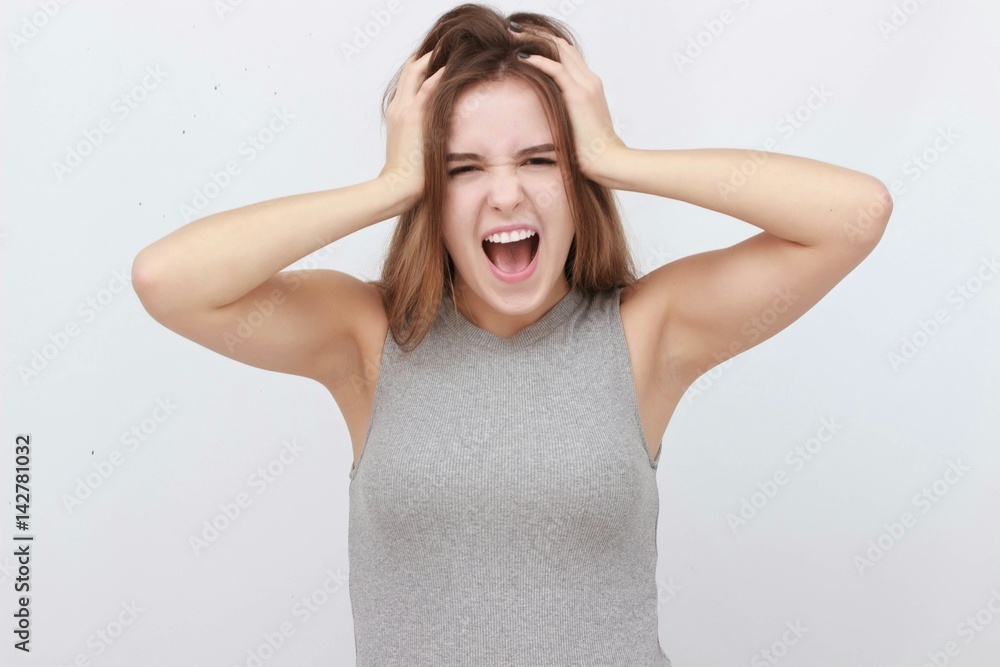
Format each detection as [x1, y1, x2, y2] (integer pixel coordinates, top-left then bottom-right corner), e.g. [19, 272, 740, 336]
[617, 275, 686, 387]
[618, 275, 667, 338]
[355, 282, 391, 361]
[317, 275, 390, 399]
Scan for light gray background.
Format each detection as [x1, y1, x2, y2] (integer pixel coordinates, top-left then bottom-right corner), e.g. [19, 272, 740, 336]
[4, 1, 999, 665]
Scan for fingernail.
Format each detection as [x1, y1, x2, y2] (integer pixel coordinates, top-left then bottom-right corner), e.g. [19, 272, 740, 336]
[517, 51, 530, 59]
[509, 21, 523, 32]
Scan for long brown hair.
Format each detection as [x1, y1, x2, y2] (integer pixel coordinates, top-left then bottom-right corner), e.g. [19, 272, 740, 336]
[370, 3, 639, 352]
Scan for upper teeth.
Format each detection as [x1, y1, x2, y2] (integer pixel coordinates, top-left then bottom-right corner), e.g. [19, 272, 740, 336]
[486, 229, 536, 244]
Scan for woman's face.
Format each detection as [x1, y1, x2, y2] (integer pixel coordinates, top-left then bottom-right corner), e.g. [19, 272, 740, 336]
[441, 77, 574, 318]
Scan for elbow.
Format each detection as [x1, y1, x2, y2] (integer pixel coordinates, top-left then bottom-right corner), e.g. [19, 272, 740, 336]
[843, 178, 893, 248]
[131, 247, 169, 318]
[131, 247, 155, 297]
[870, 178, 894, 225]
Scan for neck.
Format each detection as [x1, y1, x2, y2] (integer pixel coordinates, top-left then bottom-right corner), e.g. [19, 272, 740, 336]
[452, 278, 571, 340]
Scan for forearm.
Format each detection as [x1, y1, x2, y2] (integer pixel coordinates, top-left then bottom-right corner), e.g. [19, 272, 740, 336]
[133, 177, 412, 313]
[594, 148, 891, 247]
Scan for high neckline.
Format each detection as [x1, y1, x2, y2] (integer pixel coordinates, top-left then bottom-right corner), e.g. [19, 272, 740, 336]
[438, 285, 586, 351]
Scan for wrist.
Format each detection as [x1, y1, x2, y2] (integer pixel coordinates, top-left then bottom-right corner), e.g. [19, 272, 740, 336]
[374, 174, 421, 216]
[585, 144, 633, 190]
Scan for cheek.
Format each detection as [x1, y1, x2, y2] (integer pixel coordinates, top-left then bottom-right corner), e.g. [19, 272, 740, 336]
[440, 228, 461, 259]
[442, 195, 474, 228]
[440, 220, 474, 261]
[530, 177, 570, 212]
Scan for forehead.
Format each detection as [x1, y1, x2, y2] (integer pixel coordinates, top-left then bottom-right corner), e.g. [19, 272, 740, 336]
[447, 78, 553, 150]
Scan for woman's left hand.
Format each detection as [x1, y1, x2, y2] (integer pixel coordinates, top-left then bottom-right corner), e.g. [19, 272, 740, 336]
[509, 24, 629, 186]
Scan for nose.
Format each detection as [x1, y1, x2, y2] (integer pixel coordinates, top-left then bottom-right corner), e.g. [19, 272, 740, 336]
[485, 167, 525, 212]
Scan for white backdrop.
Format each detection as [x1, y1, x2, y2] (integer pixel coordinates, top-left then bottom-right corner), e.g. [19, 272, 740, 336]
[4, 1, 999, 665]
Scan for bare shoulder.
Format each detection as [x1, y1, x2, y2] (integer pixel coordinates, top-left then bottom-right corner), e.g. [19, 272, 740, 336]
[317, 275, 389, 465]
[618, 275, 681, 386]
[617, 275, 690, 460]
[318, 274, 389, 401]
[619, 258, 735, 391]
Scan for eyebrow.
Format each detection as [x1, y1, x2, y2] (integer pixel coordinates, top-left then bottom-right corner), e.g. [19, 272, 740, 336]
[446, 143, 558, 162]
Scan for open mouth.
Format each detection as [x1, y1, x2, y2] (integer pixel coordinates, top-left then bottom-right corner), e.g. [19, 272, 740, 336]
[482, 232, 540, 274]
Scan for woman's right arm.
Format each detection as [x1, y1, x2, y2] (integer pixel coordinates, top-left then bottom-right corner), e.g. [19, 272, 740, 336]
[132, 50, 445, 386]
[131, 177, 414, 385]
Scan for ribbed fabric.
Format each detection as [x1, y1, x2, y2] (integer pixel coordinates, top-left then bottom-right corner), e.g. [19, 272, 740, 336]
[347, 284, 670, 666]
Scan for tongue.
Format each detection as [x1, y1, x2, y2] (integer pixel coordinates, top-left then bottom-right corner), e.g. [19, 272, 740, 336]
[485, 238, 532, 274]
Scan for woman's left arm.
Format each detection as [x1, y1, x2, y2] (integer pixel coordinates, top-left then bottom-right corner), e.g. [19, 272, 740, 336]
[592, 147, 891, 249]
[593, 146, 893, 385]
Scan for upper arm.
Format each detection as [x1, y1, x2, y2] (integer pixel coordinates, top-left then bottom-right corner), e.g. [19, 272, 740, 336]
[133, 267, 385, 387]
[642, 223, 889, 388]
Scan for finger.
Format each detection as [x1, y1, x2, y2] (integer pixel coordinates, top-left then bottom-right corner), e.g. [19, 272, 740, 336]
[398, 51, 435, 101]
[415, 64, 446, 96]
[536, 34, 590, 84]
[507, 24, 583, 66]
[549, 35, 587, 69]
[517, 50, 585, 95]
[510, 31, 587, 89]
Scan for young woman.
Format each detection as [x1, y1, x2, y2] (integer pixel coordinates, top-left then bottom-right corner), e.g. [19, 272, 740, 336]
[133, 5, 892, 665]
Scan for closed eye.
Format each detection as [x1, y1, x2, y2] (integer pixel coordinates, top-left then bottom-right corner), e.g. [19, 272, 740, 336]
[448, 157, 557, 177]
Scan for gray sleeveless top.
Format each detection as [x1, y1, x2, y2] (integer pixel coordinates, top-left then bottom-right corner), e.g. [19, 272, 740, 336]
[347, 284, 670, 666]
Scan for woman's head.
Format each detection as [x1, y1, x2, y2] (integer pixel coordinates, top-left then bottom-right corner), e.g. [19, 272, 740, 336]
[441, 76, 576, 328]
[373, 3, 638, 351]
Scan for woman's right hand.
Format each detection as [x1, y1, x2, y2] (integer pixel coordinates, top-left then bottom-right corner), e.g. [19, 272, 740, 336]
[378, 50, 447, 209]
